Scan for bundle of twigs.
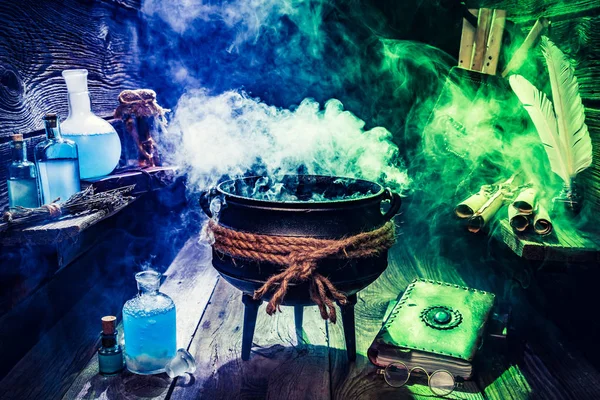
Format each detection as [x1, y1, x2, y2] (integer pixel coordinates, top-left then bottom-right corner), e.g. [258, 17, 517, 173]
[1, 185, 135, 233]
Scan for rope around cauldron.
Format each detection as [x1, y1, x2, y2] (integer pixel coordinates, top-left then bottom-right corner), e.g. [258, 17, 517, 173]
[205, 219, 396, 323]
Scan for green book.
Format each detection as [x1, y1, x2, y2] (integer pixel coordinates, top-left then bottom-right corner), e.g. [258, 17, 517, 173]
[368, 279, 495, 379]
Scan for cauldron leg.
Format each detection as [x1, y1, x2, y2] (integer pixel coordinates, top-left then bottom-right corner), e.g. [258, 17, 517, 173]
[294, 305, 304, 344]
[241, 294, 261, 361]
[339, 294, 357, 362]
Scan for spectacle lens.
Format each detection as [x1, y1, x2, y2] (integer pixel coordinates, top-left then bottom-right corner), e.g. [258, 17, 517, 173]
[384, 362, 410, 388]
[429, 370, 455, 396]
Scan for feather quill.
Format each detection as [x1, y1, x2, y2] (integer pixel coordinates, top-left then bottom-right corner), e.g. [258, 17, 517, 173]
[508, 37, 592, 190]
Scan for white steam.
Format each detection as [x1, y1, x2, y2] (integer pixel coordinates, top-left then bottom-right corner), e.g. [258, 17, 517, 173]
[168, 90, 409, 192]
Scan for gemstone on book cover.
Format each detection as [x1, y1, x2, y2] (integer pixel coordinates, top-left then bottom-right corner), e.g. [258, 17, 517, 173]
[420, 306, 462, 330]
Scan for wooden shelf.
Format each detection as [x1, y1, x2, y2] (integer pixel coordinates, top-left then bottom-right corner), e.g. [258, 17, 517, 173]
[0, 166, 178, 246]
[81, 166, 178, 195]
[496, 219, 600, 263]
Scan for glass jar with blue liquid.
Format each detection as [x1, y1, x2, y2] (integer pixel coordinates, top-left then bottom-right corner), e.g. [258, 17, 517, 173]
[123, 270, 177, 374]
[61, 69, 122, 179]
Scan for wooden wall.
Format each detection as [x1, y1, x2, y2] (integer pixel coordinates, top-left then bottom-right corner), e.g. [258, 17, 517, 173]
[473, 0, 600, 210]
[0, 0, 145, 209]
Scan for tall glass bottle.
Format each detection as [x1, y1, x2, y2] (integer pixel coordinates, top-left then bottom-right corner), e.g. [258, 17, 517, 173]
[7, 134, 39, 209]
[61, 69, 122, 179]
[35, 114, 81, 204]
[123, 270, 177, 375]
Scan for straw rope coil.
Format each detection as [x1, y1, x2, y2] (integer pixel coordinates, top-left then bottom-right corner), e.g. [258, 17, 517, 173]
[206, 219, 396, 323]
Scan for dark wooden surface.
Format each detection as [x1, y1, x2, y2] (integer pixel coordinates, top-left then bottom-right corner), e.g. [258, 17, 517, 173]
[61, 239, 218, 400]
[0, 165, 178, 246]
[5, 216, 589, 399]
[496, 219, 600, 263]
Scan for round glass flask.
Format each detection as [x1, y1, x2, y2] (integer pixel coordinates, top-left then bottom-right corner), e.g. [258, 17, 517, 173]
[60, 69, 122, 179]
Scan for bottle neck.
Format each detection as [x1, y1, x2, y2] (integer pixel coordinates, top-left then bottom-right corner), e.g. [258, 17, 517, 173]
[101, 332, 118, 348]
[45, 125, 62, 140]
[139, 287, 159, 296]
[11, 141, 26, 162]
[68, 92, 92, 116]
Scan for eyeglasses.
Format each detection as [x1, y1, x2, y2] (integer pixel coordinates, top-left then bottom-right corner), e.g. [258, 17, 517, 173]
[377, 361, 456, 397]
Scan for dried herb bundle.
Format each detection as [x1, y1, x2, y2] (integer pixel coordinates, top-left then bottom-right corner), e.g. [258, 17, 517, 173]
[1, 186, 135, 232]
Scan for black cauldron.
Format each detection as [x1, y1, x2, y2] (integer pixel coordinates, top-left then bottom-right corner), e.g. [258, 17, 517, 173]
[199, 175, 401, 361]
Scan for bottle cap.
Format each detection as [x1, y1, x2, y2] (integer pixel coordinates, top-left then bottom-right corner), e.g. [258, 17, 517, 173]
[43, 114, 59, 128]
[11, 133, 23, 142]
[62, 69, 89, 93]
[101, 316, 117, 335]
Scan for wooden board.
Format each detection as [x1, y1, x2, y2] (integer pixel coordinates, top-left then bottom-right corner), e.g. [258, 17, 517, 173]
[496, 219, 600, 263]
[458, 10, 478, 70]
[82, 166, 179, 196]
[170, 278, 330, 400]
[0, 197, 135, 246]
[61, 238, 219, 400]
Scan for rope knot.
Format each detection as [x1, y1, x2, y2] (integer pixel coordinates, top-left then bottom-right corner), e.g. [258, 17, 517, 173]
[207, 219, 396, 323]
[43, 203, 62, 218]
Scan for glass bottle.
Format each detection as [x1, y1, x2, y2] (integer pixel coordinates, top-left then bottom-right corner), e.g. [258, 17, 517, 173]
[61, 69, 122, 179]
[35, 114, 81, 204]
[98, 316, 124, 376]
[7, 134, 39, 209]
[123, 270, 177, 375]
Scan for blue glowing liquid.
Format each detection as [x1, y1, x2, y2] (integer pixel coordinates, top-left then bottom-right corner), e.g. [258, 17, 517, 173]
[62, 131, 121, 179]
[8, 178, 39, 208]
[123, 294, 177, 374]
[37, 159, 81, 204]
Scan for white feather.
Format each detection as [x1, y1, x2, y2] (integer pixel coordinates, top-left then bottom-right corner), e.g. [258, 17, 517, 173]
[541, 37, 592, 183]
[509, 74, 570, 184]
[509, 37, 592, 189]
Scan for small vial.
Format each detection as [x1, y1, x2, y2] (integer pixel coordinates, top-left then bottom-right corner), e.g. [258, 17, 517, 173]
[98, 316, 124, 376]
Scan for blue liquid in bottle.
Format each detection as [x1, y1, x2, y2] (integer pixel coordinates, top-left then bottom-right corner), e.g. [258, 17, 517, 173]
[35, 114, 81, 205]
[62, 131, 121, 179]
[123, 271, 177, 375]
[37, 159, 80, 204]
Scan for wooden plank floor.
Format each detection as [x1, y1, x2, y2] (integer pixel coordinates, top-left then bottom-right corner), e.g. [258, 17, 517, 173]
[7, 218, 600, 399]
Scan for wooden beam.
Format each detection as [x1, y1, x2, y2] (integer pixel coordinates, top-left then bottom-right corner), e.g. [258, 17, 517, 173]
[458, 9, 478, 70]
[472, 9, 493, 72]
[482, 9, 506, 75]
[496, 219, 600, 263]
[0, 198, 135, 246]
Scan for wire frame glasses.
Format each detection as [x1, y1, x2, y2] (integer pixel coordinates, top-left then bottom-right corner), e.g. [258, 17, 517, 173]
[377, 361, 456, 397]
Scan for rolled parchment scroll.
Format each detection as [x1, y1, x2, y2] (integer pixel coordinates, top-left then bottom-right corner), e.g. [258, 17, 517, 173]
[533, 205, 553, 235]
[467, 190, 504, 233]
[508, 205, 530, 232]
[513, 188, 537, 214]
[455, 190, 491, 219]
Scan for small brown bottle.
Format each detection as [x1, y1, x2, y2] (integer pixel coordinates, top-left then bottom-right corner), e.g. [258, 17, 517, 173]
[98, 316, 124, 376]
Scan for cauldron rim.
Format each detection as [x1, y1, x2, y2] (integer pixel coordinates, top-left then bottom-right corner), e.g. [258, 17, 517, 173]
[215, 174, 387, 208]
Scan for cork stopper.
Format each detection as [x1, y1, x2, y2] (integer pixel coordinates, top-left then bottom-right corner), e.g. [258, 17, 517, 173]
[11, 134, 23, 142]
[101, 316, 117, 335]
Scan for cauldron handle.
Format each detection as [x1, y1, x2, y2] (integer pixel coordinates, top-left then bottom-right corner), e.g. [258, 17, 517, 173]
[381, 188, 402, 221]
[199, 188, 218, 218]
